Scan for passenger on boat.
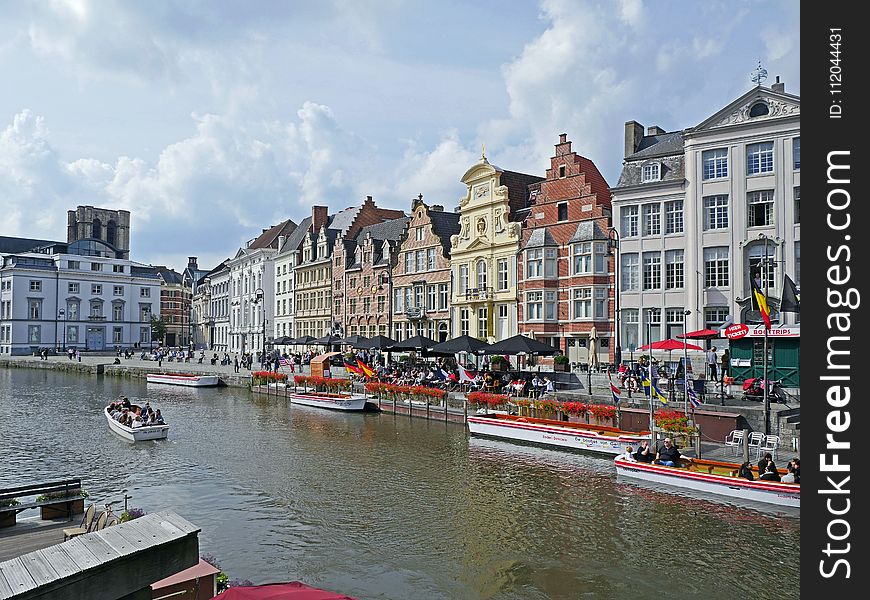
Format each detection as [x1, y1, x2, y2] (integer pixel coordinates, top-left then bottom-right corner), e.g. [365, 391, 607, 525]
[152, 409, 165, 425]
[130, 414, 143, 428]
[757, 453, 777, 477]
[759, 463, 781, 481]
[619, 446, 637, 462]
[781, 463, 796, 483]
[634, 440, 654, 463]
[654, 438, 681, 467]
[738, 462, 755, 481]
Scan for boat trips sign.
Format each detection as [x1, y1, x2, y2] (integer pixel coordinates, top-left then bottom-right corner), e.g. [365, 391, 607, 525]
[726, 325, 800, 339]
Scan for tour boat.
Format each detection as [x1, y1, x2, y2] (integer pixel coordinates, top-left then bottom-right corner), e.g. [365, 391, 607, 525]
[467, 413, 649, 456]
[614, 457, 800, 508]
[287, 389, 368, 411]
[145, 372, 220, 387]
[104, 407, 169, 442]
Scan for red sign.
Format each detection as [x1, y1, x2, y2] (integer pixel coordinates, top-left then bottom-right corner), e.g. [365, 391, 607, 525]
[725, 324, 749, 340]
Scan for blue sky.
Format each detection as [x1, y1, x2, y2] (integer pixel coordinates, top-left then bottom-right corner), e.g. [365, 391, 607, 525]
[0, 0, 799, 271]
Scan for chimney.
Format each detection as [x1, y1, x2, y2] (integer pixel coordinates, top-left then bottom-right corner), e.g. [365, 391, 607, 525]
[559, 133, 567, 143]
[187, 257, 198, 270]
[556, 132, 571, 155]
[312, 206, 328, 232]
[771, 76, 784, 93]
[624, 121, 644, 158]
[364, 195, 374, 206]
[647, 125, 665, 135]
[430, 205, 444, 212]
[278, 235, 286, 250]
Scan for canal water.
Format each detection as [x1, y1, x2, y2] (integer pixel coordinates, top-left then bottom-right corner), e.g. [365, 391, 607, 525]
[0, 369, 799, 599]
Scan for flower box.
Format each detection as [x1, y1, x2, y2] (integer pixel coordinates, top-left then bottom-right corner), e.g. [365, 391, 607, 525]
[40, 498, 84, 519]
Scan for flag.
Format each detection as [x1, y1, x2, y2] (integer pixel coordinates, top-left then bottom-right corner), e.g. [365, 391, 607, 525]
[344, 359, 364, 376]
[356, 359, 374, 378]
[608, 372, 621, 405]
[438, 368, 450, 381]
[644, 373, 668, 405]
[687, 381, 701, 411]
[458, 365, 476, 382]
[750, 274, 772, 329]
[780, 274, 800, 313]
[279, 357, 291, 366]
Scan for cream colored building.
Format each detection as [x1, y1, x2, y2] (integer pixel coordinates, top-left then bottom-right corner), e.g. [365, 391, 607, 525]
[450, 154, 542, 342]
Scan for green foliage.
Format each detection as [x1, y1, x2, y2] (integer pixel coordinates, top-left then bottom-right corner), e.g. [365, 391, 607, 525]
[151, 315, 168, 342]
[490, 355, 508, 365]
[35, 490, 89, 503]
[553, 354, 569, 365]
[0, 498, 20, 508]
[216, 572, 229, 593]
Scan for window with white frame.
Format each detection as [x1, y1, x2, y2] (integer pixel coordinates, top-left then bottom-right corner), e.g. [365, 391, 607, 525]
[476, 260, 487, 290]
[526, 249, 543, 278]
[113, 304, 123, 320]
[68, 260, 80, 269]
[702, 148, 728, 180]
[68, 303, 79, 320]
[793, 137, 800, 170]
[90, 300, 103, 318]
[459, 264, 469, 292]
[478, 307, 488, 337]
[68, 282, 79, 294]
[644, 308, 661, 342]
[427, 285, 436, 311]
[29, 299, 41, 320]
[622, 308, 639, 351]
[545, 291, 557, 320]
[140, 287, 150, 298]
[594, 242, 606, 273]
[113, 327, 123, 343]
[621, 253, 639, 291]
[405, 252, 414, 273]
[29, 325, 40, 343]
[665, 249, 684, 289]
[439, 284, 448, 309]
[92, 284, 102, 295]
[91, 262, 102, 271]
[427, 248, 436, 270]
[497, 259, 508, 291]
[595, 287, 607, 317]
[665, 200, 683, 234]
[642, 203, 661, 236]
[573, 242, 592, 274]
[621, 206, 639, 237]
[642, 163, 661, 182]
[416, 227, 424, 241]
[460, 309, 470, 336]
[747, 190, 775, 227]
[704, 247, 730, 287]
[139, 326, 149, 343]
[642, 252, 661, 290]
[526, 291, 543, 320]
[113, 265, 124, 273]
[415, 285, 424, 309]
[748, 243, 776, 290]
[30, 280, 41, 292]
[665, 308, 686, 339]
[747, 142, 774, 175]
[544, 248, 557, 278]
[416, 250, 425, 272]
[704, 307, 729, 330]
[703, 195, 729, 230]
[113, 285, 124, 296]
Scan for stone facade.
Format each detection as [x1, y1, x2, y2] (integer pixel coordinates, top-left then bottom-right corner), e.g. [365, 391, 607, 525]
[67, 205, 131, 259]
[391, 197, 459, 342]
[450, 154, 542, 342]
[517, 133, 615, 363]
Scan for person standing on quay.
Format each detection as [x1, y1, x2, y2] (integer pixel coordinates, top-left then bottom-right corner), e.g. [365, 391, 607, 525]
[234, 356, 240, 373]
[707, 346, 718, 382]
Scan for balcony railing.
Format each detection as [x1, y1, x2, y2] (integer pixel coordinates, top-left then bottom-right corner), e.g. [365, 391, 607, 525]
[464, 287, 494, 301]
[405, 307, 425, 320]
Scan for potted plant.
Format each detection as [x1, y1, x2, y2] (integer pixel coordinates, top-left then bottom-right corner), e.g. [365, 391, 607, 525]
[36, 489, 89, 519]
[490, 355, 508, 371]
[1, 498, 20, 528]
[553, 354, 569, 372]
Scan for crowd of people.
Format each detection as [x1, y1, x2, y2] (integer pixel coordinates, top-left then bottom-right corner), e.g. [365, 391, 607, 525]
[108, 397, 165, 428]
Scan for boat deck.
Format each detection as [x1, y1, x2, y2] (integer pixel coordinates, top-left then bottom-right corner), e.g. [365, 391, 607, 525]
[477, 414, 649, 438]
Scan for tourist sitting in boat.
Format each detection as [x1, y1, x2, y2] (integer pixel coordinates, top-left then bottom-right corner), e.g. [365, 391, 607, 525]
[152, 409, 165, 425]
[759, 463, 781, 481]
[130, 414, 144, 428]
[634, 440, 654, 463]
[618, 446, 637, 462]
[737, 462, 755, 480]
[654, 438, 682, 467]
[757, 453, 776, 477]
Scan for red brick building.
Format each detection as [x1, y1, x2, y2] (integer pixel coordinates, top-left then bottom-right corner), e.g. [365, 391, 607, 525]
[517, 133, 615, 365]
[391, 196, 459, 342]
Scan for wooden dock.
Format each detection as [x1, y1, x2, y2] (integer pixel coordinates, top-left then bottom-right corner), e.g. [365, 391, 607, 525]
[0, 519, 70, 563]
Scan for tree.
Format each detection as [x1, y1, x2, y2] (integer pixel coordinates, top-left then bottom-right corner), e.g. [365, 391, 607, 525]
[150, 315, 167, 344]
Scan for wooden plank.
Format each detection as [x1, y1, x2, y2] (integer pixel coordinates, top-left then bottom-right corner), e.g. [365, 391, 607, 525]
[0, 557, 38, 595]
[117, 518, 177, 546]
[0, 569, 15, 599]
[33, 544, 81, 580]
[96, 527, 140, 557]
[57, 537, 104, 571]
[16, 551, 61, 588]
[154, 511, 200, 536]
[71, 535, 120, 565]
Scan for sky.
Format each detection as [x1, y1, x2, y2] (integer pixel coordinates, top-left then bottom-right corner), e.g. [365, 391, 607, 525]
[0, 0, 800, 272]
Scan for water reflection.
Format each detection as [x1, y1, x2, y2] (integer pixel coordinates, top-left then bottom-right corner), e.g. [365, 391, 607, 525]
[0, 369, 798, 600]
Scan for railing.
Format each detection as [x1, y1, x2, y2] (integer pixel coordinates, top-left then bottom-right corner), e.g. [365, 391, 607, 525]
[405, 307, 425, 319]
[464, 287, 494, 301]
[87, 315, 107, 321]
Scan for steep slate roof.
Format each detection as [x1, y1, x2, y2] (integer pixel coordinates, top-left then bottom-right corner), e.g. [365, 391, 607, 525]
[429, 209, 460, 255]
[501, 170, 545, 219]
[0, 235, 63, 254]
[524, 227, 559, 249]
[346, 216, 410, 267]
[327, 205, 362, 234]
[248, 218, 298, 250]
[627, 131, 684, 160]
[568, 221, 609, 243]
[155, 267, 184, 285]
[278, 216, 313, 255]
[196, 260, 229, 286]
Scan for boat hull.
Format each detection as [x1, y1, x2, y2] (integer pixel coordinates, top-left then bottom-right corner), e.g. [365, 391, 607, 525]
[467, 415, 648, 456]
[614, 458, 800, 508]
[146, 373, 220, 387]
[104, 408, 169, 442]
[288, 392, 368, 411]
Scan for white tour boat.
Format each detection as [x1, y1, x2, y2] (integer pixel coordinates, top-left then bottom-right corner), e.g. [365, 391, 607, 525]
[288, 390, 368, 411]
[614, 457, 800, 509]
[104, 407, 169, 442]
[145, 372, 220, 387]
[467, 413, 649, 456]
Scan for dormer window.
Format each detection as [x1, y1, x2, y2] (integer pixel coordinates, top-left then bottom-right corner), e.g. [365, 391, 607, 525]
[749, 102, 769, 117]
[642, 163, 661, 182]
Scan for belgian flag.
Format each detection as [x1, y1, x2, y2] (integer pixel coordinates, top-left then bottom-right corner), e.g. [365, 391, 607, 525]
[750, 275, 771, 329]
[780, 274, 800, 313]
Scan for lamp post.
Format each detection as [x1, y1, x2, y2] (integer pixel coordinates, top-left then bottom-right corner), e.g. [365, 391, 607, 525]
[378, 270, 393, 366]
[255, 287, 265, 362]
[58, 309, 66, 352]
[143, 306, 153, 353]
[607, 226, 621, 367]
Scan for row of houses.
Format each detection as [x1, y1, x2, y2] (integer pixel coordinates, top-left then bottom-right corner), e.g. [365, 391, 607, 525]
[0, 80, 799, 366]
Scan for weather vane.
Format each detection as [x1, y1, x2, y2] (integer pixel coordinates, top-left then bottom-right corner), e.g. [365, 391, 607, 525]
[750, 60, 768, 86]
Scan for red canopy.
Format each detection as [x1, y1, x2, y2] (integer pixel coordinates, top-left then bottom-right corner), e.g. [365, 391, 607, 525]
[214, 582, 357, 600]
[677, 329, 720, 340]
[637, 339, 704, 351]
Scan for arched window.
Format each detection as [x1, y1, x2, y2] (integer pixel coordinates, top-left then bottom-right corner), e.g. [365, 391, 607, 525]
[477, 260, 487, 290]
[749, 102, 769, 117]
[92, 218, 102, 239]
[106, 220, 116, 246]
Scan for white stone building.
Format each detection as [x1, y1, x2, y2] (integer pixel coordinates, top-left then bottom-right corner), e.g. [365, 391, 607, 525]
[0, 238, 160, 355]
[611, 78, 800, 351]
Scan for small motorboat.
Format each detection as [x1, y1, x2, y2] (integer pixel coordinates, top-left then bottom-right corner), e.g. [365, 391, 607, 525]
[145, 372, 220, 387]
[104, 406, 169, 442]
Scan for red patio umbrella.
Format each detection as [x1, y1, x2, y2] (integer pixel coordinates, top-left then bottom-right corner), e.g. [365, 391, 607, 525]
[677, 328, 721, 340]
[637, 339, 704, 351]
[214, 582, 357, 600]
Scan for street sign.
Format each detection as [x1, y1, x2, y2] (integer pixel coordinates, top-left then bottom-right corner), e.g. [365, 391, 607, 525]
[725, 323, 749, 339]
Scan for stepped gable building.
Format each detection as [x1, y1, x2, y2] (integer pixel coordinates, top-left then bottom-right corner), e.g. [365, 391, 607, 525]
[517, 133, 615, 364]
[391, 196, 460, 343]
[450, 152, 543, 343]
[227, 218, 298, 354]
[612, 77, 800, 383]
[67, 205, 131, 260]
[283, 197, 405, 342]
[154, 266, 187, 348]
[332, 214, 410, 340]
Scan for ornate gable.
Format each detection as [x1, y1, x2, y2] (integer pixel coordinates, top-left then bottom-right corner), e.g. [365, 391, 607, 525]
[695, 87, 800, 131]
